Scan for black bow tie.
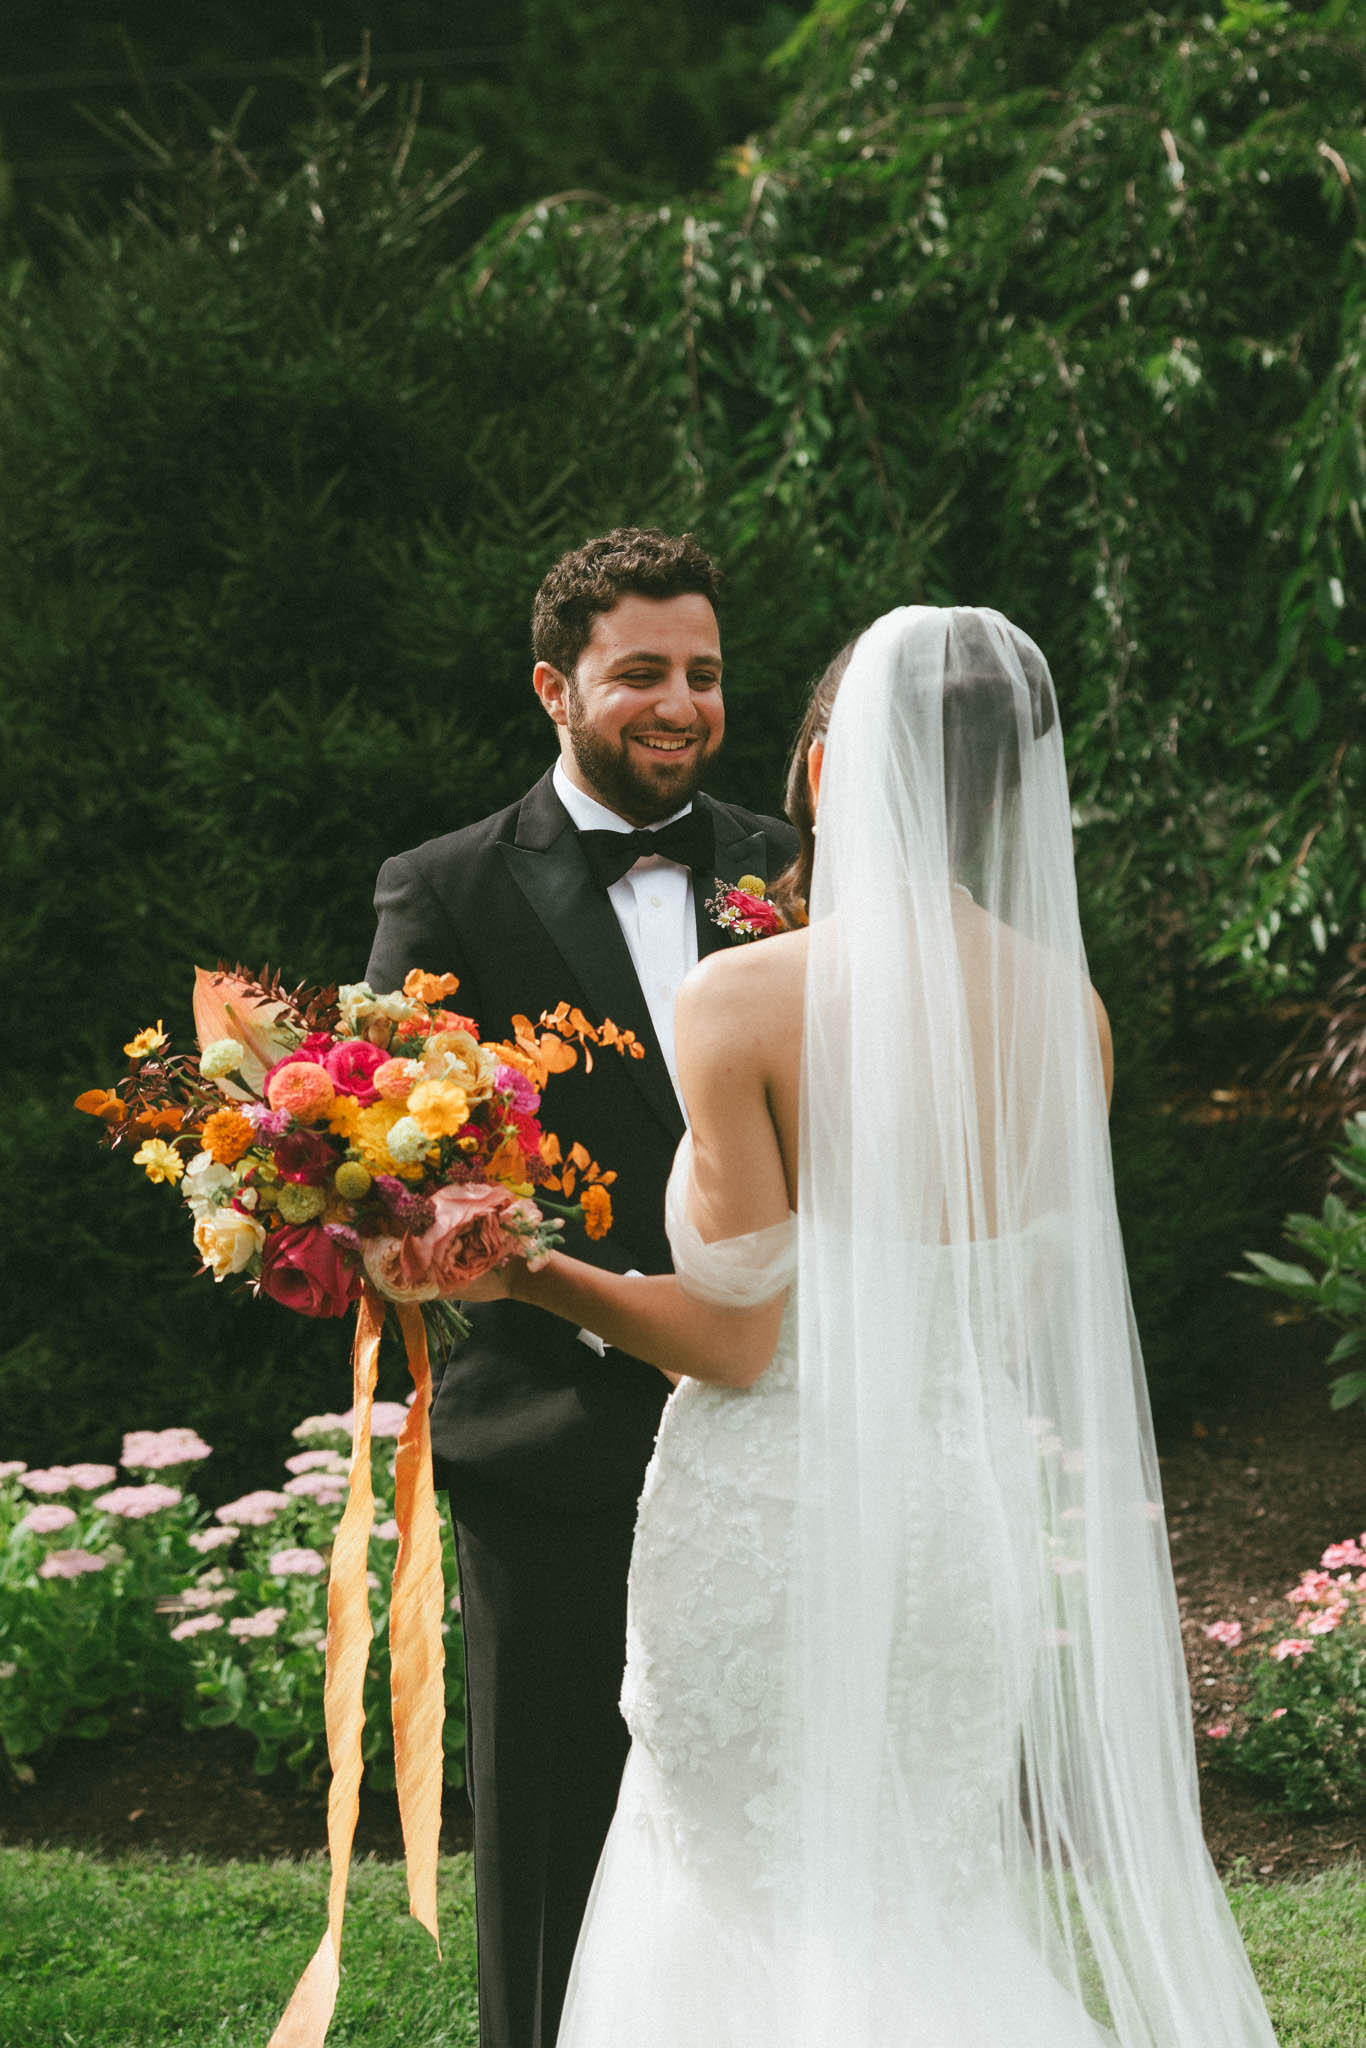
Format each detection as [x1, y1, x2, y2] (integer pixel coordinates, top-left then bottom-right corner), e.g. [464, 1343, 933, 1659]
[578, 808, 715, 890]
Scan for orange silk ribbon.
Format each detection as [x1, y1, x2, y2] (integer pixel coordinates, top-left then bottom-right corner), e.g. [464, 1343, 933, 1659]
[269, 1284, 446, 2046]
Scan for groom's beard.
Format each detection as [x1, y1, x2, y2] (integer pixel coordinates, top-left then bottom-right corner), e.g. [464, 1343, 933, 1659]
[565, 688, 720, 824]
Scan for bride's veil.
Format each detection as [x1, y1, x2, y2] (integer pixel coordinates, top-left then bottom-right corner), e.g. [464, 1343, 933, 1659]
[790, 608, 1277, 2044]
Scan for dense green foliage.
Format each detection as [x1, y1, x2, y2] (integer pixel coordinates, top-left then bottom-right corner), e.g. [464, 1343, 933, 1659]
[2, 2, 1364, 1484]
[1240, 1114, 1366, 1408]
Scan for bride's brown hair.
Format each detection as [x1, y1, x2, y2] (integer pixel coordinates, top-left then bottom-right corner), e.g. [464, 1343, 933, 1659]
[769, 635, 860, 929]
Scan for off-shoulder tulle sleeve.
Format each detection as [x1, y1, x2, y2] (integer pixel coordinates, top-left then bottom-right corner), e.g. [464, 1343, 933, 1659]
[664, 1133, 797, 1308]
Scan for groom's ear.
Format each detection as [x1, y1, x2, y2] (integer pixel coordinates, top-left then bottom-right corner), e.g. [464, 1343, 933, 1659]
[533, 660, 571, 728]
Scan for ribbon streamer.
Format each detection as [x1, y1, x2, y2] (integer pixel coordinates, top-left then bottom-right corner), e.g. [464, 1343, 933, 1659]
[269, 1286, 446, 2045]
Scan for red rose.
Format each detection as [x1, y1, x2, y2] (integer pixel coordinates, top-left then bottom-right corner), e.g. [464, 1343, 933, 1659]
[259, 1224, 362, 1319]
[323, 1038, 388, 1104]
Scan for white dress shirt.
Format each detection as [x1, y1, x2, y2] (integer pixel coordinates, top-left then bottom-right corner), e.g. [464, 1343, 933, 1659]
[552, 759, 700, 1111]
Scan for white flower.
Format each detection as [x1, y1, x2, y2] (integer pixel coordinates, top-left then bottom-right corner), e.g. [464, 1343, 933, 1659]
[200, 1038, 245, 1081]
[385, 1115, 435, 1166]
[193, 1206, 266, 1280]
[182, 1152, 237, 1218]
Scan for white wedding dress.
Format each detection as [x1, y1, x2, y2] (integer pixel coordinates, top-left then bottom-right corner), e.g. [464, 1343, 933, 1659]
[556, 1140, 1110, 2048]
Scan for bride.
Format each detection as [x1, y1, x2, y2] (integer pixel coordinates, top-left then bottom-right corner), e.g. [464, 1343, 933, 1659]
[467, 607, 1280, 2045]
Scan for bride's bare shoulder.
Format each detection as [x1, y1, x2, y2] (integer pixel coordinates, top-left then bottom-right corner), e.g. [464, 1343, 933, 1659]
[678, 927, 808, 1023]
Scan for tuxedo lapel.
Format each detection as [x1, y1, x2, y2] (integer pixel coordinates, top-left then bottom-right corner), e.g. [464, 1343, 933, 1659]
[498, 772, 685, 1139]
[695, 798, 784, 961]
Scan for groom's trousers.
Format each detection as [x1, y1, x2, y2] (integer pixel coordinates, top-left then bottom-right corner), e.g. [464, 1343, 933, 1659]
[445, 1467, 639, 2048]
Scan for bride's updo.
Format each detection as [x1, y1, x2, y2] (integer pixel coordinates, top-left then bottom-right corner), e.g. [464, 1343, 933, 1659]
[770, 608, 1055, 927]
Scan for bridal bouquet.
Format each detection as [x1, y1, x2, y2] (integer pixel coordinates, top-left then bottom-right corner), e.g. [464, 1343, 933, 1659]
[76, 963, 639, 2048]
[77, 965, 628, 1325]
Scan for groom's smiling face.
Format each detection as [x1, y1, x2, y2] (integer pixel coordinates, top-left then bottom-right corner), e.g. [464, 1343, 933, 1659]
[534, 592, 725, 826]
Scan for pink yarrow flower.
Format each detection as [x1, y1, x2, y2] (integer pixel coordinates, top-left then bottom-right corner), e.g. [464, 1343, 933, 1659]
[188, 1525, 240, 1552]
[21, 1467, 87, 1495]
[1205, 1723, 1231, 1739]
[121, 1428, 212, 1470]
[0, 1460, 26, 1481]
[269, 1546, 328, 1578]
[1268, 1707, 1289, 1721]
[228, 1606, 288, 1639]
[1320, 1538, 1366, 1570]
[284, 1449, 349, 1476]
[171, 1613, 225, 1641]
[1270, 1638, 1315, 1663]
[292, 1413, 352, 1442]
[64, 1463, 119, 1491]
[17, 1503, 78, 1536]
[373, 1519, 400, 1542]
[214, 1490, 292, 1527]
[1306, 1606, 1348, 1635]
[283, 1471, 347, 1502]
[1203, 1620, 1243, 1648]
[38, 1548, 106, 1578]
[95, 1483, 183, 1518]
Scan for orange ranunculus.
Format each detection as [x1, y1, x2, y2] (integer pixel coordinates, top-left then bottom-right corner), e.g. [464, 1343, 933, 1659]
[580, 1183, 613, 1240]
[200, 1107, 256, 1166]
[403, 969, 461, 1005]
[75, 1088, 127, 1125]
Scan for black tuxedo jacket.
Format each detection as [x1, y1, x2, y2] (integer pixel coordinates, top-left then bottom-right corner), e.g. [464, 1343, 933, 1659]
[365, 768, 798, 1513]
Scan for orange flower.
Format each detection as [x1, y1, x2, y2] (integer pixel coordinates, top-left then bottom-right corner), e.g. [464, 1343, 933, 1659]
[200, 1107, 256, 1166]
[485, 1135, 531, 1190]
[403, 969, 461, 1004]
[580, 1183, 613, 1241]
[75, 1088, 127, 1126]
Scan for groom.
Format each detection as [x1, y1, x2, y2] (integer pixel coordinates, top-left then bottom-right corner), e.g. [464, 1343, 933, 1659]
[364, 528, 797, 2048]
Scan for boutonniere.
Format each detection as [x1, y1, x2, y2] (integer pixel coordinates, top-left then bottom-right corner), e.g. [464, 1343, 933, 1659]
[705, 875, 784, 941]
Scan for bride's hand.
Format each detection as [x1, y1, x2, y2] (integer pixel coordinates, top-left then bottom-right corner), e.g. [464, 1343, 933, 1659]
[452, 1249, 548, 1305]
[450, 1263, 516, 1304]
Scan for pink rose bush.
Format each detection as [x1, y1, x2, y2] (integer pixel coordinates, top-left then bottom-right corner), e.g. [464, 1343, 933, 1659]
[1200, 1530, 1366, 1814]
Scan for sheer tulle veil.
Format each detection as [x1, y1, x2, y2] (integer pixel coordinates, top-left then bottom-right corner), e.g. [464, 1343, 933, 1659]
[790, 607, 1278, 2044]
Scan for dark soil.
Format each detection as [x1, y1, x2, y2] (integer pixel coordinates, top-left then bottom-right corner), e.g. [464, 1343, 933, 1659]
[2, 1329, 1363, 1877]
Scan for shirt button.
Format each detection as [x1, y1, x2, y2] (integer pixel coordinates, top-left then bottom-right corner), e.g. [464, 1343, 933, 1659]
[649, 895, 663, 909]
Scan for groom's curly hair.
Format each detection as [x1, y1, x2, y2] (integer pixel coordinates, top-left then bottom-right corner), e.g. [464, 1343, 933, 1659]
[532, 527, 722, 679]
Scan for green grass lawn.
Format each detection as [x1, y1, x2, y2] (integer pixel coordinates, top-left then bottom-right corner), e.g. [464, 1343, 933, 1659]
[0, 1847, 479, 2047]
[0, 1846, 1360, 2046]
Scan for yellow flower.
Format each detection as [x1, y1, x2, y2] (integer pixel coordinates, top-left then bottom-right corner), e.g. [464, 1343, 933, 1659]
[327, 1096, 361, 1140]
[124, 1021, 169, 1059]
[133, 1138, 184, 1184]
[351, 1101, 407, 1175]
[407, 1078, 470, 1139]
[334, 1161, 372, 1201]
[736, 875, 767, 897]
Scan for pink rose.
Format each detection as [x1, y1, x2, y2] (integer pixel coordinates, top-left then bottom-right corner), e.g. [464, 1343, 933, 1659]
[324, 1038, 389, 1103]
[363, 1181, 519, 1301]
[259, 1223, 362, 1318]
